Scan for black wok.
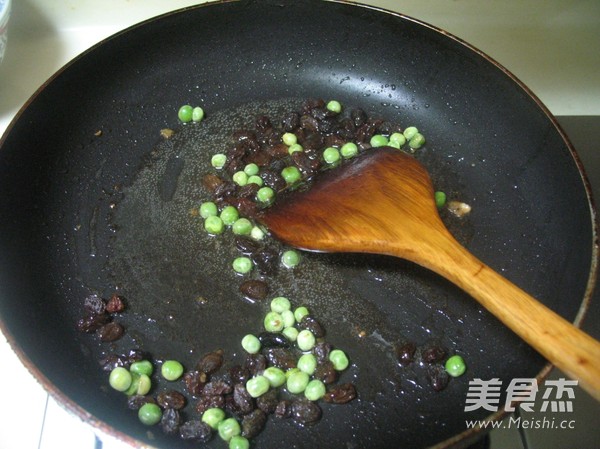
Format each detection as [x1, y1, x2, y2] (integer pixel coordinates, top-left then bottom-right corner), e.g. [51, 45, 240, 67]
[0, 1, 596, 448]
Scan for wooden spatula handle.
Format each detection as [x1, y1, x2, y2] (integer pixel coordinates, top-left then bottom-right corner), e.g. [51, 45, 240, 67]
[419, 234, 600, 402]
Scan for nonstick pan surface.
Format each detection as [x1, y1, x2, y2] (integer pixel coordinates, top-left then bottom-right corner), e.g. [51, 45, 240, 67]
[0, 1, 596, 448]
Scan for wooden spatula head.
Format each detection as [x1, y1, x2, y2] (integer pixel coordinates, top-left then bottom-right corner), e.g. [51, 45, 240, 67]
[259, 147, 446, 259]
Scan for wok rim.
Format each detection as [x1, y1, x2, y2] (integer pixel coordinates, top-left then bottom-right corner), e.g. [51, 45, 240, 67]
[0, 1, 597, 447]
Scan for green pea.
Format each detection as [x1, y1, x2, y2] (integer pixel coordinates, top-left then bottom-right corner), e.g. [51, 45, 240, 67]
[285, 368, 301, 378]
[136, 374, 152, 396]
[281, 166, 301, 185]
[282, 326, 298, 342]
[161, 360, 184, 381]
[130, 360, 153, 376]
[288, 143, 304, 154]
[192, 106, 205, 122]
[282, 132, 298, 146]
[125, 373, 140, 396]
[246, 375, 270, 398]
[264, 311, 284, 332]
[286, 370, 310, 394]
[229, 435, 250, 449]
[389, 132, 406, 148]
[233, 171, 248, 186]
[326, 100, 342, 113]
[270, 296, 291, 313]
[218, 417, 241, 442]
[241, 334, 261, 354]
[297, 329, 316, 351]
[256, 186, 275, 203]
[445, 354, 467, 377]
[304, 379, 326, 401]
[199, 201, 218, 219]
[220, 205, 239, 225]
[340, 142, 358, 158]
[244, 163, 259, 176]
[294, 306, 310, 323]
[329, 349, 349, 371]
[202, 407, 226, 429]
[232, 218, 253, 236]
[211, 153, 227, 169]
[409, 132, 426, 149]
[127, 373, 152, 396]
[434, 191, 447, 208]
[109, 367, 132, 392]
[233, 256, 253, 274]
[178, 105, 193, 123]
[281, 309, 295, 328]
[138, 403, 162, 426]
[263, 366, 286, 388]
[323, 147, 340, 164]
[204, 215, 224, 235]
[403, 126, 418, 140]
[370, 134, 389, 147]
[250, 225, 265, 240]
[281, 249, 301, 268]
[297, 353, 317, 375]
[247, 175, 263, 186]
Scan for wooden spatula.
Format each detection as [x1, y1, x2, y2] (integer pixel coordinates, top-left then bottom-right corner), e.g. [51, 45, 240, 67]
[259, 147, 600, 401]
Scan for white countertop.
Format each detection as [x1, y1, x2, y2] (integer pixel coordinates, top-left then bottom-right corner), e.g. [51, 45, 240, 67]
[1, 1, 599, 448]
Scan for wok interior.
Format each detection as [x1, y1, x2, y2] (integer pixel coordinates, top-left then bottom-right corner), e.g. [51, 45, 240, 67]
[0, 1, 593, 448]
